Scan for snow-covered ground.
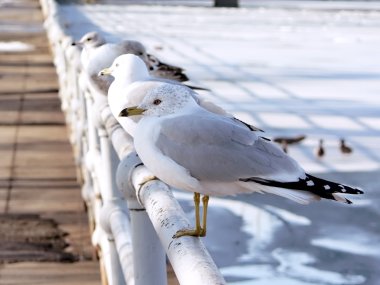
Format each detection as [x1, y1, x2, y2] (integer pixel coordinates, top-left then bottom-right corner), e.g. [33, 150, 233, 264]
[54, 2, 380, 284]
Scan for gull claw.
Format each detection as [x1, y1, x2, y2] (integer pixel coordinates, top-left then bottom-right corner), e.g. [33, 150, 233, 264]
[173, 227, 206, 239]
[138, 175, 158, 187]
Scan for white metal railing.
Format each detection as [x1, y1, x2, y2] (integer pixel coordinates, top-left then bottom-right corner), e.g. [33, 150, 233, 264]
[40, 0, 226, 284]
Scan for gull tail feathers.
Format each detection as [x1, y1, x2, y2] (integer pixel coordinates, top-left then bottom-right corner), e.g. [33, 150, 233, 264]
[237, 182, 320, 204]
[239, 173, 363, 204]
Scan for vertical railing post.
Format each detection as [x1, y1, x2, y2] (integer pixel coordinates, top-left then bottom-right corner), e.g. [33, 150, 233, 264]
[97, 124, 126, 285]
[99, 233, 126, 285]
[117, 154, 167, 285]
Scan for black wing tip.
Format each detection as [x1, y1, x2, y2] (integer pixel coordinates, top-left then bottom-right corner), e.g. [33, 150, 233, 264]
[177, 73, 189, 82]
[259, 136, 271, 141]
[241, 174, 363, 205]
[188, 85, 211, 91]
[355, 188, 364, 195]
[233, 118, 264, 132]
[305, 174, 364, 195]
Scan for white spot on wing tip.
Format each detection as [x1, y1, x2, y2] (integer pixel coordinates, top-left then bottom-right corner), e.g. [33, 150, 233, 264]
[324, 185, 331, 190]
[306, 180, 314, 186]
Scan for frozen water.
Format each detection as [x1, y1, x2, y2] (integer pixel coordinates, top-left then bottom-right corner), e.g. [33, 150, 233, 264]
[264, 205, 312, 226]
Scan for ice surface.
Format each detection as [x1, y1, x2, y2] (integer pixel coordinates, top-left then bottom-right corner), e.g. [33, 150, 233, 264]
[312, 238, 380, 257]
[264, 205, 311, 226]
[272, 249, 366, 285]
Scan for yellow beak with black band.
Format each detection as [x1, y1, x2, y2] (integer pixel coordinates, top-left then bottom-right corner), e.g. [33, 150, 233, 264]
[98, 67, 112, 76]
[118, 107, 146, 117]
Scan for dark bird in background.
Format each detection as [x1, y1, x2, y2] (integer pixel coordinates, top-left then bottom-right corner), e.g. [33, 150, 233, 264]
[315, 139, 325, 158]
[340, 138, 353, 154]
[273, 134, 306, 153]
[273, 134, 306, 145]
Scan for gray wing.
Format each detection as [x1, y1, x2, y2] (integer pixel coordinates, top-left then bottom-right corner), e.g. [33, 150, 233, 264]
[156, 113, 303, 182]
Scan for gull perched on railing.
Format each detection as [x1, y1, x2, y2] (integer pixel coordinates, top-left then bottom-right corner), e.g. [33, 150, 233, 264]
[119, 83, 364, 238]
[99, 54, 260, 136]
[72, 31, 192, 94]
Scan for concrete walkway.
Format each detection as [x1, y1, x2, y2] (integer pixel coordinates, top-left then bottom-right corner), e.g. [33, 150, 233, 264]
[0, 0, 100, 284]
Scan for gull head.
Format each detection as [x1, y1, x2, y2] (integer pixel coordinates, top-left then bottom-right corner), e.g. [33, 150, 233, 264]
[74, 31, 106, 48]
[119, 83, 197, 117]
[122, 41, 149, 63]
[98, 54, 149, 82]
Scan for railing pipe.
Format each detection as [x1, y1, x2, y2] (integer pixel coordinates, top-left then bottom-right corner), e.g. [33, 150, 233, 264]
[100, 199, 133, 285]
[131, 166, 227, 285]
[98, 128, 123, 200]
[117, 155, 167, 285]
[99, 232, 126, 285]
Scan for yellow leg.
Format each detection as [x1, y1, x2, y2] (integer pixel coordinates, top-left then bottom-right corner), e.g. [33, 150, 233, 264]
[194, 192, 202, 233]
[173, 193, 209, 238]
[200, 195, 209, 236]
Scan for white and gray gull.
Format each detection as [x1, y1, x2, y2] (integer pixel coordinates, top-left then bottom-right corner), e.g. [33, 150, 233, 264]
[99, 54, 261, 137]
[73, 31, 193, 94]
[119, 83, 364, 238]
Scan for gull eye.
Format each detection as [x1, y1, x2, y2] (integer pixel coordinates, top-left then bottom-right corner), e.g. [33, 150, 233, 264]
[115, 63, 119, 67]
[87, 38, 92, 41]
[139, 52, 144, 56]
[153, 99, 162, 105]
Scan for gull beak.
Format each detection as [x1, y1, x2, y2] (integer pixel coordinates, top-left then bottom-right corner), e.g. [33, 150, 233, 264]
[98, 67, 112, 76]
[119, 106, 146, 117]
[71, 41, 82, 47]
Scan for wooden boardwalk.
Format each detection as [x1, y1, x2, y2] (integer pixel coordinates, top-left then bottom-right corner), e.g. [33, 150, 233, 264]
[0, 0, 100, 284]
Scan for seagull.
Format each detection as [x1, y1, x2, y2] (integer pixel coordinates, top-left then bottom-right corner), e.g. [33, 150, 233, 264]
[72, 31, 191, 94]
[273, 135, 306, 145]
[273, 135, 306, 153]
[119, 83, 364, 238]
[99, 54, 260, 136]
[315, 139, 325, 158]
[340, 138, 353, 154]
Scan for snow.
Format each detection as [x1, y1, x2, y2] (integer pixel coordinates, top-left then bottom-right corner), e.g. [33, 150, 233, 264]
[264, 205, 311, 226]
[221, 249, 366, 284]
[311, 238, 380, 257]
[273, 249, 366, 285]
